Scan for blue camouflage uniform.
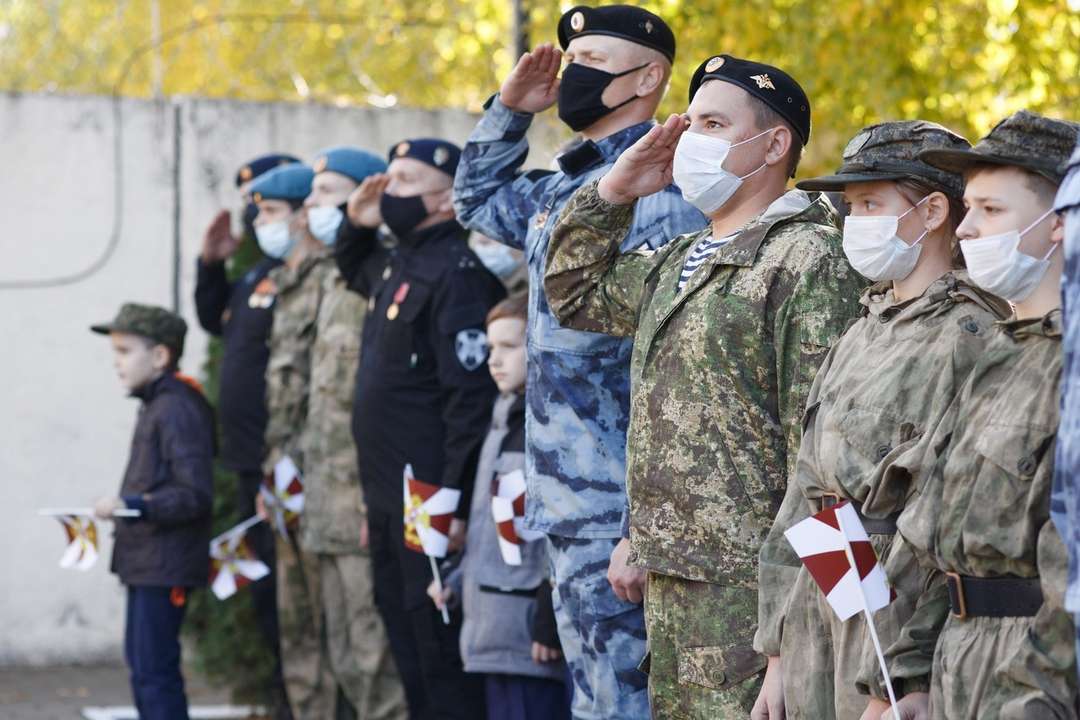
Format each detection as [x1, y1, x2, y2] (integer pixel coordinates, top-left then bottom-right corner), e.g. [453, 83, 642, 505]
[1052, 136, 1080, 671]
[453, 95, 706, 719]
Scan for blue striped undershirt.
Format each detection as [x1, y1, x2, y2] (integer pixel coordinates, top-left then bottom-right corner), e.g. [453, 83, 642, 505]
[678, 233, 736, 290]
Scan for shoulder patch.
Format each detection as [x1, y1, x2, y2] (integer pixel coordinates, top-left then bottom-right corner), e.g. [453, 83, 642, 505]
[455, 329, 489, 371]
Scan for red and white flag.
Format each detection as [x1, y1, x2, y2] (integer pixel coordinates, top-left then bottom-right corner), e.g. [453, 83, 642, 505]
[784, 500, 895, 622]
[261, 455, 304, 539]
[57, 515, 99, 571]
[208, 516, 270, 601]
[403, 464, 461, 558]
[490, 469, 544, 566]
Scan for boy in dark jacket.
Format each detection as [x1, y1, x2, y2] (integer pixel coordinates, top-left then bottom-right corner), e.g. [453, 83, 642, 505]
[90, 303, 215, 720]
[430, 295, 571, 720]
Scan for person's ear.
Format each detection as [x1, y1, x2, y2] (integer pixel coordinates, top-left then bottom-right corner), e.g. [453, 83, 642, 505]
[636, 62, 664, 97]
[763, 125, 792, 168]
[1050, 211, 1065, 246]
[434, 187, 455, 215]
[923, 192, 949, 233]
[151, 344, 172, 372]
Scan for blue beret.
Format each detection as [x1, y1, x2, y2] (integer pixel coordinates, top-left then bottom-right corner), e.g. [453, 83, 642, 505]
[311, 146, 388, 183]
[558, 5, 675, 62]
[249, 163, 314, 203]
[388, 138, 461, 177]
[689, 54, 811, 144]
[235, 153, 300, 188]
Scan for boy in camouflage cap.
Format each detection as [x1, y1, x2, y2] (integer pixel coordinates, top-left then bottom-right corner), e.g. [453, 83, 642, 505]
[753, 120, 1011, 720]
[89, 303, 215, 719]
[879, 110, 1079, 720]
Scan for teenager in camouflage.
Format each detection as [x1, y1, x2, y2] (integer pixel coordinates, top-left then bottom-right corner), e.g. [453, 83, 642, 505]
[544, 54, 864, 717]
[752, 121, 1011, 720]
[877, 111, 1080, 720]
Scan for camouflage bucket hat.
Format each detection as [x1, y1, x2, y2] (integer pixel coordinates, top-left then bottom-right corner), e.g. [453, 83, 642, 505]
[919, 110, 1080, 184]
[797, 120, 970, 197]
[91, 303, 187, 358]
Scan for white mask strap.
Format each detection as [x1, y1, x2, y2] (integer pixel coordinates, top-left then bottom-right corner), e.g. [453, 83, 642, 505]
[1020, 207, 1056, 237]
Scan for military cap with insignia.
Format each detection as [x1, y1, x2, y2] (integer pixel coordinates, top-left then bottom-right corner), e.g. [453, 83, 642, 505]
[558, 5, 676, 62]
[248, 163, 314, 204]
[388, 138, 461, 177]
[235, 153, 301, 188]
[689, 54, 811, 144]
[919, 110, 1080, 185]
[91, 303, 188, 358]
[798, 121, 971, 198]
[311, 146, 388, 183]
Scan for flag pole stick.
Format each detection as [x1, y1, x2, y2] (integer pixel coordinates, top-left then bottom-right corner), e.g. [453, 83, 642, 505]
[39, 507, 142, 518]
[835, 507, 899, 719]
[210, 514, 264, 546]
[429, 556, 451, 625]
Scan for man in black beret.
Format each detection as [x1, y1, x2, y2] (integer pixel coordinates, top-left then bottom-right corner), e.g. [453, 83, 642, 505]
[453, 8, 706, 718]
[193, 152, 298, 718]
[543, 54, 864, 717]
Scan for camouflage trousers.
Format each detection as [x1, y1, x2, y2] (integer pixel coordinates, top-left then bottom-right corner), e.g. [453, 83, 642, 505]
[276, 535, 407, 720]
[547, 535, 649, 720]
[780, 533, 925, 719]
[644, 573, 765, 719]
[930, 612, 1077, 720]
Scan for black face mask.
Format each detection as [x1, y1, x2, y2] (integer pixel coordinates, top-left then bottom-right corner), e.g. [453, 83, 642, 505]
[242, 201, 260, 242]
[557, 62, 648, 132]
[379, 192, 429, 240]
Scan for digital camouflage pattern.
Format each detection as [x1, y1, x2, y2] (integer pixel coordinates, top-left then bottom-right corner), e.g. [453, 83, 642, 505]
[755, 273, 1009, 718]
[545, 181, 862, 585]
[300, 267, 368, 555]
[645, 572, 764, 719]
[90, 302, 188, 357]
[884, 310, 1077, 718]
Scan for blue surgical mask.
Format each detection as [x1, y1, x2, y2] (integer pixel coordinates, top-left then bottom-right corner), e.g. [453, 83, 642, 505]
[255, 221, 296, 260]
[307, 205, 344, 246]
[473, 242, 522, 279]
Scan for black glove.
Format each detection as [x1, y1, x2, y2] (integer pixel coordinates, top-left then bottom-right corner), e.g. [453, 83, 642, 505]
[530, 581, 561, 649]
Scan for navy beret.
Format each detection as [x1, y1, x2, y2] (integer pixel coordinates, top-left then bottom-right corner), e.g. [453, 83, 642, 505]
[388, 138, 461, 177]
[689, 55, 811, 144]
[249, 163, 314, 203]
[311, 146, 388, 183]
[235, 153, 301, 188]
[558, 5, 675, 62]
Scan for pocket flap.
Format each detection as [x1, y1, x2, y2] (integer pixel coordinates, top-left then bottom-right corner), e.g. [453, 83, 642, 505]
[677, 643, 766, 692]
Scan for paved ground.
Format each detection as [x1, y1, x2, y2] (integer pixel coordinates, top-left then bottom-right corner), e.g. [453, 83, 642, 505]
[0, 663, 257, 720]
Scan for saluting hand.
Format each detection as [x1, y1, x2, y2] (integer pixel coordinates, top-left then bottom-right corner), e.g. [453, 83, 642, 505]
[499, 43, 562, 114]
[347, 173, 389, 229]
[201, 209, 241, 263]
[598, 113, 688, 206]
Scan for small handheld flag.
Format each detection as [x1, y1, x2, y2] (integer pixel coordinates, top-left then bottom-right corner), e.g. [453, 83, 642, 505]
[785, 500, 899, 717]
[404, 464, 461, 625]
[261, 456, 304, 539]
[209, 515, 270, 600]
[490, 469, 544, 566]
[55, 515, 99, 571]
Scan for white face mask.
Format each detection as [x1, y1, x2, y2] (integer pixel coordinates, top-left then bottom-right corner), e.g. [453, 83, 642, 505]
[256, 220, 296, 260]
[672, 129, 772, 214]
[473, 242, 522, 279]
[960, 208, 1057, 302]
[842, 197, 929, 282]
[307, 205, 344, 246]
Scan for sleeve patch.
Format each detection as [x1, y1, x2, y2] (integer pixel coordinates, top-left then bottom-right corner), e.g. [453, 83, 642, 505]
[455, 329, 489, 371]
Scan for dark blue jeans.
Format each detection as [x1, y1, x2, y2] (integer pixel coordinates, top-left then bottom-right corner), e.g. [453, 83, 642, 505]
[484, 673, 572, 720]
[125, 586, 189, 720]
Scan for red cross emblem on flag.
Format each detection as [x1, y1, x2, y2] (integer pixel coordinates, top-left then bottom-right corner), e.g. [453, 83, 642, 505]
[57, 515, 99, 571]
[490, 469, 544, 566]
[260, 455, 304, 539]
[209, 526, 270, 601]
[403, 464, 461, 558]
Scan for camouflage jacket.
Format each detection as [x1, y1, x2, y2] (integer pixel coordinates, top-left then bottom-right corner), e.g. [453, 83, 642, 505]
[755, 272, 1009, 655]
[545, 181, 863, 584]
[300, 268, 367, 554]
[884, 310, 1075, 713]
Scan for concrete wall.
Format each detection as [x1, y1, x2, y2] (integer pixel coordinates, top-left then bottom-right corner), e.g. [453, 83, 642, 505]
[0, 92, 565, 665]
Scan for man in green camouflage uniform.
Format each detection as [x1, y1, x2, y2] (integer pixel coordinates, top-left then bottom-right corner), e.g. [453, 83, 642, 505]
[878, 111, 1079, 720]
[544, 55, 864, 717]
[752, 121, 1011, 720]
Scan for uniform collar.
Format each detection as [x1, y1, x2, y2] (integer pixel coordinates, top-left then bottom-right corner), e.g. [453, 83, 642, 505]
[999, 307, 1062, 340]
[401, 219, 466, 248]
[131, 372, 171, 402]
[860, 270, 1010, 322]
[703, 189, 826, 268]
[556, 121, 654, 177]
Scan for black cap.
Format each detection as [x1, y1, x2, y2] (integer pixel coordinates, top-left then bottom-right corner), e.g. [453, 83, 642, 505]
[235, 153, 301, 188]
[388, 138, 462, 178]
[919, 110, 1080, 185]
[558, 5, 675, 62]
[797, 121, 970, 198]
[689, 55, 811, 144]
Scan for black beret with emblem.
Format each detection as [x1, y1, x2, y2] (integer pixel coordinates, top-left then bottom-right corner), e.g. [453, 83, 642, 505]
[388, 138, 462, 178]
[235, 153, 301, 188]
[558, 5, 675, 62]
[689, 54, 811, 144]
[797, 121, 970, 198]
[919, 110, 1080, 185]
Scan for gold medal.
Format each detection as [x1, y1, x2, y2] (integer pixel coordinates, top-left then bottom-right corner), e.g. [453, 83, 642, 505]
[387, 303, 400, 320]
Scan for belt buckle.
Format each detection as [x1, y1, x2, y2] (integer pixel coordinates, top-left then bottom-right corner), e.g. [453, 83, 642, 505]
[820, 492, 842, 510]
[945, 572, 967, 619]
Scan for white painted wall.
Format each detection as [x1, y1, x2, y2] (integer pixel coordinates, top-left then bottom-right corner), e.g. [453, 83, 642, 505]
[0, 92, 564, 665]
